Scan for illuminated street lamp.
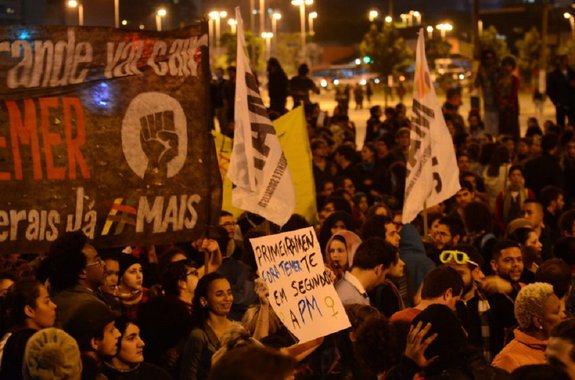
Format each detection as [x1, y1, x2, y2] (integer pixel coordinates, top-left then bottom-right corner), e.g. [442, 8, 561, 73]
[564, 12, 575, 39]
[368, 9, 379, 22]
[156, 8, 167, 31]
[228, 18, 237, 34]
[400, 13, 408, 25]
[436, 22, 453, 39]
[412, 10, 421, 25]
[67, 0, 83, 26]
[426, 25, 433, 39]
[271, 11, 281, 37]
[308, 11, 317, 36]
[291, 0, 313, 63]
[259, 0, 265, 34]
[261, 31, 273, 61]
[384, 15, 392, 24]
[209, 10, 227, 48]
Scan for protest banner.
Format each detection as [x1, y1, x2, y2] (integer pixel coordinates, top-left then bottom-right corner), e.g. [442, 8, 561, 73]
[402, 29, 460, 224]
[250, 227, 350, 343]
[228, 8, 295, 227]
[0, 24, 222, 252]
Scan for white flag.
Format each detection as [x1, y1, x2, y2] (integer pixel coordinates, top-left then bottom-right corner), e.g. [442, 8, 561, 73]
[227, 8, 295, 226]
[402, 29, 460, 224]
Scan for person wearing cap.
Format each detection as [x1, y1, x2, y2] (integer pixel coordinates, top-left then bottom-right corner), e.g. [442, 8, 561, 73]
[389, 266, 463, 323]
[63, 300, 121, 379]
[117, 254, 150, 320]
[44, 231, 107, 327]
[23, 328, 82, 380]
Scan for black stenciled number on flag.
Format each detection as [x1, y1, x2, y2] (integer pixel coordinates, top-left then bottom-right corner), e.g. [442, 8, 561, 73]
[431, 156, 442, 193]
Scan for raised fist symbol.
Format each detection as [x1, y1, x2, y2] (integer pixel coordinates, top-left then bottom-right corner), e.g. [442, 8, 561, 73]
[140, 110, 179, 185]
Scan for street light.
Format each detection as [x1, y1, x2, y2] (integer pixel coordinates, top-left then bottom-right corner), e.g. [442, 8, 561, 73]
[156, 8, 166, 31]
[208, 10, 227, 48]
[436, 22, 453, 39]
[412, 10, 421, 25]
[368, 9, 379, 22]
[271, 11, 281, 37]
[564, 12, 575, 39]
[259, 0, 265, 34]
[228, 18, 237, 34]
[261, 32, 273, 61]
[113, 0, 119, 27]
[400, 13, 408, 25]
[291, 0, 313, 62]
[426, 25, 433, 39]
[308, 11, 317, 36]
[67, 0, 83, 26]
[384, 15, 392, 24]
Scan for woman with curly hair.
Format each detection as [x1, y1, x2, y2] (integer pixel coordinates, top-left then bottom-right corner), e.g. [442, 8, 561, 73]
[492, 282, 565, 372]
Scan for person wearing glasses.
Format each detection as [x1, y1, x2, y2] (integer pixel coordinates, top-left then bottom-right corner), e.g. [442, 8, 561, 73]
[389, 266, 463, 323]
[441, 244, 498, 362]
[43, 231, 108, 327]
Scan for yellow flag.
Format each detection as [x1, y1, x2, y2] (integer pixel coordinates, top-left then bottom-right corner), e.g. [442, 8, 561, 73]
[273, 106, 318, 225]
[213, 131, 244, 219]
[214, 106, 317, 224]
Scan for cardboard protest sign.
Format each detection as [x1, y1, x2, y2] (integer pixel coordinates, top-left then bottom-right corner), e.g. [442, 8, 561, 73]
[0, 25, 222, 252]
[250, 227, 350, 343]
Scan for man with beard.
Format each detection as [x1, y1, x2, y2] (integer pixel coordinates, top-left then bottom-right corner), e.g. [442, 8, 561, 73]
[487, 240, 525, 357]
[442, 244, 495, 361]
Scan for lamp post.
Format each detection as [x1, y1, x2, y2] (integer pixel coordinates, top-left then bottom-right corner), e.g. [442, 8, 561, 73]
[259, 0, 266, 34]
[308, 11, 317, 36]
[400, 13, 407, 25]
[271, 11, 281, 37]
[114, 0, 119, 27]
[368, 9, 379, 22]
[412, 10, 421, 25]
[228, 18, 237, 34]
[67, 0, 83, 26]
[156, 8, 166, 31]
[426, 25, 433, 39]
[564, 12, 575, 39]
[208, 10, 227, 48]
[291, 0, 313, 63]
[261, 32, 273, 61]
[384, 15, 392, 24]
[436, 22, 453, 39]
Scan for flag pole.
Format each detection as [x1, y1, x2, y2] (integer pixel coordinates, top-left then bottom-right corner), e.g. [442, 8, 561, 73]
[422, 200, 428, 238]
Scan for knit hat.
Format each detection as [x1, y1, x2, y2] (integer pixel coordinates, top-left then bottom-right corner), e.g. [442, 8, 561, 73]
[118, 253, 140, 279]
[63, 300, 115, 351]
[23, 328, 82, 380]
[411, 304, 468, 375]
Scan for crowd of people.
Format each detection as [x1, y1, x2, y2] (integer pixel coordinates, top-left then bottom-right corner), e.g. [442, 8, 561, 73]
[0, 51, 575, 380]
